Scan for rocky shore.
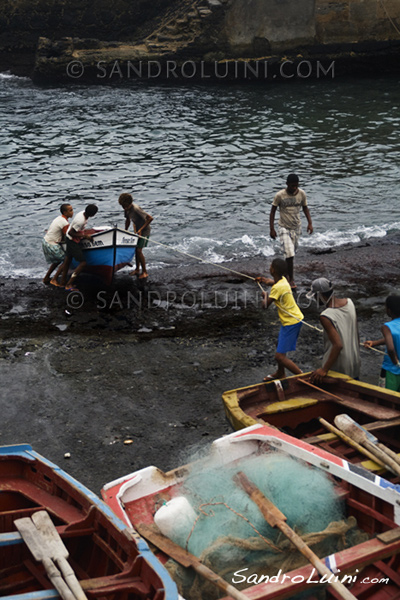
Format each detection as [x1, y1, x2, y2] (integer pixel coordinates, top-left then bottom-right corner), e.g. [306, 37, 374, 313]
[1, 233, 400, 495]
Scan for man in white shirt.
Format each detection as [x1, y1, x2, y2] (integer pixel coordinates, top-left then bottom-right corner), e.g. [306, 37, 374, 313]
[269, 174, 313, 289]
[64, 204, 98, 289]
[42, 203, 73, 285]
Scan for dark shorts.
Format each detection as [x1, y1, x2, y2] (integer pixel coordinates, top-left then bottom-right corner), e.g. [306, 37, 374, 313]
[137, 234, 149, 250]
[386, 371, 400, 392]
[66, 238, 85, 262]
[276, 322, 302, 354]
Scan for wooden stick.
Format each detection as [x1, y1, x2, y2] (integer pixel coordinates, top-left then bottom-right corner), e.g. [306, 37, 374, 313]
[298, 378, 348, 404]
[334, 415, 400, 476]
[136, 522, 249, 600]
[318, 418, 387, 468]
[234, 471, 358, 600]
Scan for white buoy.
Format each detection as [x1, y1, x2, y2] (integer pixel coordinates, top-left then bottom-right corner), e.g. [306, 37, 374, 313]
[154, 496, 196, 539]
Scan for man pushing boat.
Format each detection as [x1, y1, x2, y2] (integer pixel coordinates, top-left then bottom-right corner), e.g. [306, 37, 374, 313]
[63, 204, 98, 290]
[118, 193, 153, 279]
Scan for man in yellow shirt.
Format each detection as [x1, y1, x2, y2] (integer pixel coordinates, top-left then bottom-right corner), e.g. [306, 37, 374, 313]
[256, 257, 304, 381]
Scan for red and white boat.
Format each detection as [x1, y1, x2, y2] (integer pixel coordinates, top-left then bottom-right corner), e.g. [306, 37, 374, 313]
[102, 424, 400, 600]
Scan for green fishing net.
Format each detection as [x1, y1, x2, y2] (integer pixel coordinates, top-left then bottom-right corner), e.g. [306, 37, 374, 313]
[160, 452, 368, 600]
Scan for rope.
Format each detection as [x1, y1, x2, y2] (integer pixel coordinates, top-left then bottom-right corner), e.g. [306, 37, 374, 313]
[185, 502, 282, 553]
[361, 344, 400, 369]
[135, 231, 324, 332]
[136, 233, 257, 281]
[256, 281, 323, 333]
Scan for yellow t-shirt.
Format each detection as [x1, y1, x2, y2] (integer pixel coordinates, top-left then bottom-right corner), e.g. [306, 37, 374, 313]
[269, 277, 304, 327]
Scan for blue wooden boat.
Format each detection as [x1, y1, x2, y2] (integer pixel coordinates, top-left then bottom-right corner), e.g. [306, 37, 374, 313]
[69, 226, 137, 285]
[0, 443, 178, 600]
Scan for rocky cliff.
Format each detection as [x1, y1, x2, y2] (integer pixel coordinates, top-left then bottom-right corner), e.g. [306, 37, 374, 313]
[1, 0, 399, 80]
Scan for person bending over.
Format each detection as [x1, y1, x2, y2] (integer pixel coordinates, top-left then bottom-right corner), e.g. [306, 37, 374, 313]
[63, 204, 98, 290]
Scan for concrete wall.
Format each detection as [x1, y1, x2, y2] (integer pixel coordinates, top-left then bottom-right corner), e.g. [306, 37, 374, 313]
[316, 0, 400, 43]
[223, 0, 400, 55]
[224, 0, 316, 54]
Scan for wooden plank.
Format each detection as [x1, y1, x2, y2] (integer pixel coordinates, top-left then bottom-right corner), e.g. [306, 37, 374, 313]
[377, 528, 400, 544]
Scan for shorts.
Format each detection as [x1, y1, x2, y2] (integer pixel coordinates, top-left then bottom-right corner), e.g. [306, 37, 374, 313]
[137, 234, 149, 250]
[276, 321, 302, 354]
[279, 226, 301, 259]
[66, 238, 85, 262]
[42, 240, 65, 265]
[385, 370, 400, 392]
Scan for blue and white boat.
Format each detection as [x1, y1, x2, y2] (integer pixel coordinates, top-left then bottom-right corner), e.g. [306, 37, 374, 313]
[70, 226, 137, 285]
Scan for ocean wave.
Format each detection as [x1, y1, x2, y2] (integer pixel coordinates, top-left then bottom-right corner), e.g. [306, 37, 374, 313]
[0, 254, 43, 278]
[301, 222, 400, 251]
[0, 71, 30, 82]
[3, 221, 398, 279]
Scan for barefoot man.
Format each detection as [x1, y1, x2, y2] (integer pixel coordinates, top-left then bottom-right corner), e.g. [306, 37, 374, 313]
[118, 193, 153, 279]
[42, 203, 73, 286]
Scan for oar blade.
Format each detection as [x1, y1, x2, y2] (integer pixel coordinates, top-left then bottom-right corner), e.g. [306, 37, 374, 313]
[32, 510, 69, 560]
[14, 517, 45, 561]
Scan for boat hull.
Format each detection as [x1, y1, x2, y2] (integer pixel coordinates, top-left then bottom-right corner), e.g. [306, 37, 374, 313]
[0, 444, 178, 600]
[102, 424, 400, 600]
[222, 371, 400, 478]
[69, 227, 137, 285]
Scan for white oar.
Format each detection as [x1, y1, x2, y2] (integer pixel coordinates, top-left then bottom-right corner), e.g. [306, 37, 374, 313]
[14, 516, 76, 600]
[32, 511, 88, 600]
[334, 414, 400, 476]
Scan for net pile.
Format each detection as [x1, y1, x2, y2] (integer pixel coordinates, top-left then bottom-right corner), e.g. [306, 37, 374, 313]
[161, 452, 368, 600]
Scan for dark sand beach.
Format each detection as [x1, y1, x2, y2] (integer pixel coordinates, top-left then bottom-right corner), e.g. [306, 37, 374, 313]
[1, 233, 400, 494]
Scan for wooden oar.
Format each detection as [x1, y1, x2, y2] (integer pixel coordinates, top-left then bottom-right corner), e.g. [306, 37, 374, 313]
[298, 378, 400, 420]
[343, 419, 400, 466]
[14, 517, 76, 600]
[334, 415, 400, 476]
[318, 417, 387, 468]
[32, 511, 88, 600]
[136, 522, 249, 600]
[234, 471, 357, 600]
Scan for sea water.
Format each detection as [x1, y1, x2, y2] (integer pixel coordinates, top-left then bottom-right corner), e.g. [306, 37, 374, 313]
[0, 73, 399, 278]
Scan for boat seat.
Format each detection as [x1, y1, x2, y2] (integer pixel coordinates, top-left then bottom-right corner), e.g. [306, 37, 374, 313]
[0, 478, 86, 528]
[257, 397, 318, 418]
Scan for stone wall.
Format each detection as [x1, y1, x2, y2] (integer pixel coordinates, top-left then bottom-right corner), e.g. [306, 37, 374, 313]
[0, 0, 175, 72]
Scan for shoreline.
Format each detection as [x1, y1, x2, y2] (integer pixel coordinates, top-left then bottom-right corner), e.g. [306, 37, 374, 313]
[1, 233, 400, 494]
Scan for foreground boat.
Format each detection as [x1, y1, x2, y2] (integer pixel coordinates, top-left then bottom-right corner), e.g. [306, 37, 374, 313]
[222, 372, 400, 477]
[0, 444, 178, 600]
[101, 423, 400, 600]
[68, 226, 137, 285]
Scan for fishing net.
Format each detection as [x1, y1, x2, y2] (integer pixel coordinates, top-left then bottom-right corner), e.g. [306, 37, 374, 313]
[159, 452, 368, 600]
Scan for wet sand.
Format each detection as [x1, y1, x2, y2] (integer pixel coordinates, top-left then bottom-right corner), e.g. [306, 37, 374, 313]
[1, 233, 400, 494]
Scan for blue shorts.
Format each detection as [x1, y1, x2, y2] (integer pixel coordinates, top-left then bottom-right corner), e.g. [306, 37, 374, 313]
[276, 322, 302, 354]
